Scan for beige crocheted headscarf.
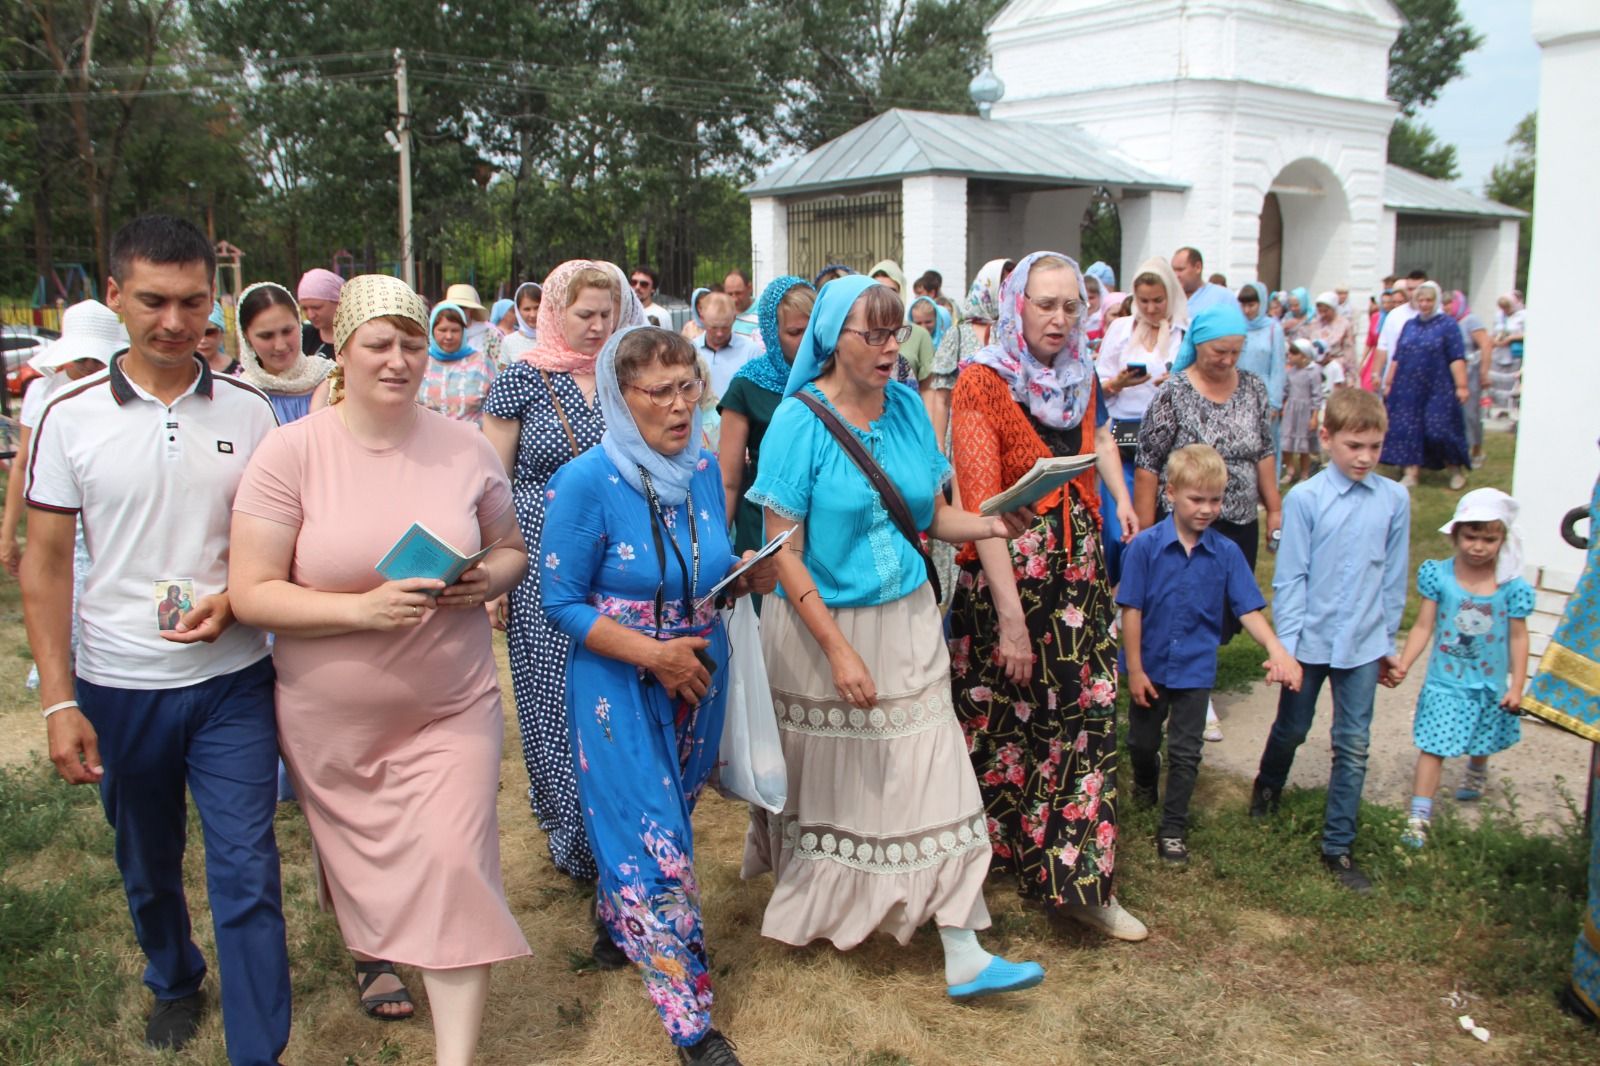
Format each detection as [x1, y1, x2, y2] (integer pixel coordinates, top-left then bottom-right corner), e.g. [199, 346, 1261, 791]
[327, 274, 429, 404]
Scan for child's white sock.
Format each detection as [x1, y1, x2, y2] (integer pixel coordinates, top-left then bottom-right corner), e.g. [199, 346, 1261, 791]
[1206, 699, 1220, 727]
[939, 926, 994, 985]
[1409, 795, 1433, 821]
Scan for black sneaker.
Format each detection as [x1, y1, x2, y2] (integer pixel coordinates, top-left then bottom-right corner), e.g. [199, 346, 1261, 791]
[591, 914, 630, 970]
[678, 1029, 743, 1065]
[1133, 782, 1160, 808]
[1557, 985, 1599, 1029]
[1320, 852, 1373, 895]
[1248, 779, 1280, 820]
[1156, 836, 1189, 866]
[589, 895, 630, 970]
[145, 990, 205, 1051]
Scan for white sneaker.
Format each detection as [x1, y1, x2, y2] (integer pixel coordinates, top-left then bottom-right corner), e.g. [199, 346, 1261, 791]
[1203, 722, 1224, 743]
[1064, 899, 1149, 942]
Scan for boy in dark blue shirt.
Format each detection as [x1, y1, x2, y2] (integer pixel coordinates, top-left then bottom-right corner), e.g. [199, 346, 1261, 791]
[1118, 444, 1302, 866]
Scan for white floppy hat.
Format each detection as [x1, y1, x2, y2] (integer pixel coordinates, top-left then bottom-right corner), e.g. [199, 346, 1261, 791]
[1439, 487, 1524, 585]
[1314, 291, 1339, 309]
[30, 300, 127, 371]
[443, 283, 486, 313]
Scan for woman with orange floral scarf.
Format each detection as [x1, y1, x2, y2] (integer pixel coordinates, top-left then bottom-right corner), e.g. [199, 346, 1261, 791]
[948, 251, 1146, 941]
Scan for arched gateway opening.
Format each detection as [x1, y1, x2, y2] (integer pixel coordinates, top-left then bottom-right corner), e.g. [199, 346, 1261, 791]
[1257, 158, 1351, 294]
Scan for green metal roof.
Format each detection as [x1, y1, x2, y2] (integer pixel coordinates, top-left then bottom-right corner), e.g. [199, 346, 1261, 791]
[1384, 165, 1527, 220]
[744, 108, 1187, 197]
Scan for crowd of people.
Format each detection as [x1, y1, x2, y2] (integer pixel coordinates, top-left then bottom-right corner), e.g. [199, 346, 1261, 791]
[9, 212, 1590, 1066]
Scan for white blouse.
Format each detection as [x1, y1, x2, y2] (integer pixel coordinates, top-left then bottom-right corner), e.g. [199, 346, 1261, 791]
[1095, 315, 1185, 423]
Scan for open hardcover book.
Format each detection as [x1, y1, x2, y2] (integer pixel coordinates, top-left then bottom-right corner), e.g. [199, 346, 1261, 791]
[376, 522, 501, 589]
[978, 454, 1099, 516]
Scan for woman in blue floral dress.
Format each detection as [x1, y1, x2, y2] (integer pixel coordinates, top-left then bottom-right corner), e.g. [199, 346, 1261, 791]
[541, 325, 775, 1066]
[1380, 281, 1469, 488]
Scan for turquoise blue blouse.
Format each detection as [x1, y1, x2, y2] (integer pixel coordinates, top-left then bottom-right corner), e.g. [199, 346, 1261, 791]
[747, 381, 949, 608]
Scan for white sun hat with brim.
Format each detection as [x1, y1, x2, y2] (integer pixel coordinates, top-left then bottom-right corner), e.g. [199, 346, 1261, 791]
[443, 283, 486, 313]
[30, 300, 128, 372]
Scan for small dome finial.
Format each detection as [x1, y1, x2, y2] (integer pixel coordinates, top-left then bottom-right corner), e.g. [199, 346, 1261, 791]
[969, 62, 1005, 120]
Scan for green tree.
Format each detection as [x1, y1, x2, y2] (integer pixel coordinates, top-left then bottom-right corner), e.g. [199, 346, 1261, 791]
[780, 0, 1008, 148]
[1385, 0, 1481, 183]
[1484, 112, 1534, 291]
[1388, 0, 1483, 115]
[1387, 117, 1460, 181]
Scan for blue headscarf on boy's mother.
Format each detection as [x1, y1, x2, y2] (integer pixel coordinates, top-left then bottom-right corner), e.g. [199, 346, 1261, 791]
[1170, 301, 1251, 374]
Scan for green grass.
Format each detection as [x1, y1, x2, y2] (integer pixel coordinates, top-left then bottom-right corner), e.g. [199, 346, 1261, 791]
[0, 764, 126, 1065]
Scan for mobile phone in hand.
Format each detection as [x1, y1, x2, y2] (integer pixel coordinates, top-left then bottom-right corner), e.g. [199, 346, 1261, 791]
[693, 647, 718, 674]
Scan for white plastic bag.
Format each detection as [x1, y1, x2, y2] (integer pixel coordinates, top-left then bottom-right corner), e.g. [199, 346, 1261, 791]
[717, 598, 788, 813]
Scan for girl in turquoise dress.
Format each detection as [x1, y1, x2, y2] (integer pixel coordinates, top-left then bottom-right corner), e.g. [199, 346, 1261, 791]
[540, 325, 775, 1065]
[1389, 488, 1534, 847]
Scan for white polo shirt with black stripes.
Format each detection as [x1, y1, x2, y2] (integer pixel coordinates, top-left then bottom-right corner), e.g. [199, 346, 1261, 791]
[26, 354, 278, 689]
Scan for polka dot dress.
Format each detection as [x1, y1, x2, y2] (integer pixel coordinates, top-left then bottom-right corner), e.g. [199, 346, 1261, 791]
[483, 363, 606, 881]
[1411, 558, 1535, 758]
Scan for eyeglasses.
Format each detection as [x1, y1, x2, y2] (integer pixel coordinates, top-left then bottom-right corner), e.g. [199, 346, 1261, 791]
[628, 378, 706, 407]
[630, 277, 653, 289]
[1025, 296, 1083, 318]
[841, 324, 913, 347]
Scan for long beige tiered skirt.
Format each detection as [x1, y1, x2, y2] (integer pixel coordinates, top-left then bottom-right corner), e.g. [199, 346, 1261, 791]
[742, 590, 992, 948]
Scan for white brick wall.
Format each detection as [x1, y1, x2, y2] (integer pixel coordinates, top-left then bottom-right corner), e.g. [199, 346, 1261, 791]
[901, 176, 969, 301]
[1515, 2, 1600, 579]
[749, 197, 787, 297]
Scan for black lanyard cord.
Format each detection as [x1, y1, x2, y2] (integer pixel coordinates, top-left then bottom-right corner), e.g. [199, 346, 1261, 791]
[639, 467, 698, 640]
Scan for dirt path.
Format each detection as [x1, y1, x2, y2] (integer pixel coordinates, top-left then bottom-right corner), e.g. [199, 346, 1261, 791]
[1207, 651, 1593, 834]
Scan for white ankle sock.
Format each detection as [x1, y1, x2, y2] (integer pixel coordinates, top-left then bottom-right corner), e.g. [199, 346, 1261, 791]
[939, 926, 994, 985]
[1206, 699, 1220, 727]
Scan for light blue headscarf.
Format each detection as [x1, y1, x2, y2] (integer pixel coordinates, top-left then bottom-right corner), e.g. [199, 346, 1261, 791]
[598, 325, 703, 506]
[488, 298, 516, 331]
[1242, 282, 1271, 332]
[1085, 261, 1117, 291]
[907, 295, 950, 349]
[689, 287, 711, 328]
[207, 301, 226, 332]
[783, 274, 879, 398]
[1171, 302, 1251, 373]
[736, 275, 814, 395]
[427, 302, 476, 361]
[1289, 286, 1312, 320]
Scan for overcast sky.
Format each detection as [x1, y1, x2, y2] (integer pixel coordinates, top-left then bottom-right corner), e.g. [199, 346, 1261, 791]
[1418, 0, 1540, 193]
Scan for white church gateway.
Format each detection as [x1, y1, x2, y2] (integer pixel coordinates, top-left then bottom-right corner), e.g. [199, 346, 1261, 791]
[744, 0, 1522, 315]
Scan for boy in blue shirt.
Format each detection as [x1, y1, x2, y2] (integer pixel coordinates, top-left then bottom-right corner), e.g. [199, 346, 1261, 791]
[1250, 388, 1410, 894]
[1119, 445, 1302, 866]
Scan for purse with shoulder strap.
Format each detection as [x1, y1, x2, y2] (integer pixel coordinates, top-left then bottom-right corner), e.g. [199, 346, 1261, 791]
[795, 391, 942, 605]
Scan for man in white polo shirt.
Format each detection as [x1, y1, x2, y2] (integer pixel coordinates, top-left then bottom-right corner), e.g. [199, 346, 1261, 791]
[21, 215, 290, 1065]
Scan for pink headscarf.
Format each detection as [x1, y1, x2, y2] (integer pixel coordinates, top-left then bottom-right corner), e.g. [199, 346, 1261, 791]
[522, 259, 613, 373]
[297, 268, 344, 303]
[1448, 290, 1469, 321]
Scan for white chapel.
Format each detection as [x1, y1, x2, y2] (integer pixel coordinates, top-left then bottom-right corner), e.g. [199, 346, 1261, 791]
[745, 0, 1522, 316]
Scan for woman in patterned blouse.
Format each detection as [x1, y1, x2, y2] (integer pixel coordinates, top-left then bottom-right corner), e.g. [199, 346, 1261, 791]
[1134, 302, 1282, 640]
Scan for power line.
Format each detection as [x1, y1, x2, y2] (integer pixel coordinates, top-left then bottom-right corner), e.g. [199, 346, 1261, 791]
[0, 68, 394, 104]
[0, 49, 394, 82]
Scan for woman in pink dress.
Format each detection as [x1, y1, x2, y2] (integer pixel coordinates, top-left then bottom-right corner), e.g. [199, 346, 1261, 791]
[229, 274, 531, 1066]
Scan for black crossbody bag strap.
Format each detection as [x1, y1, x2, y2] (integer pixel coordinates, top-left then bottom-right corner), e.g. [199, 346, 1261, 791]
[795, 391, 942, 605]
